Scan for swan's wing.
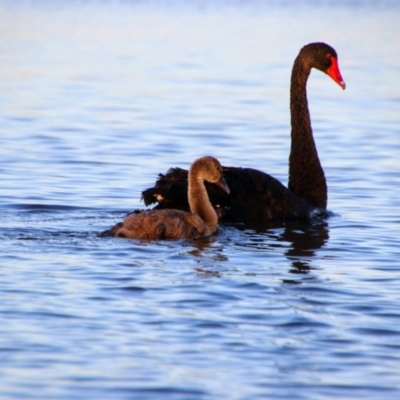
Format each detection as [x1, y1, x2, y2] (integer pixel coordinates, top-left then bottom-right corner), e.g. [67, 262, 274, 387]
[141, 167, 229, 215]
[142, 168, 189, 208]
[222, 167, 312, 223]
[141, 166, 313, 224]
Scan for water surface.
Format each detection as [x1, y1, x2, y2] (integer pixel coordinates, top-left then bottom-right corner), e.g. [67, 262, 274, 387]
[1, 1, 400, 399]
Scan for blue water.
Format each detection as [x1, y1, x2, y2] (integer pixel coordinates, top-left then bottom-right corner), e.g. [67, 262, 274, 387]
[1, 1, 400, 399]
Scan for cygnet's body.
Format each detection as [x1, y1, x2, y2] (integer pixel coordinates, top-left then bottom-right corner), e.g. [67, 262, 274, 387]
[99, 156, 229, 240]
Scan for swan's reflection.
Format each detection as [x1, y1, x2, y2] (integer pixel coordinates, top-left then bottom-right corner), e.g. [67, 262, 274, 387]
[278, 221, 329, 278]
[180, 218, 329, 279]
[229, 219, 329, 277]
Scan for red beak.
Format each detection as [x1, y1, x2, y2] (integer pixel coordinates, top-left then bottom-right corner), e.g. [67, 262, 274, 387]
[327, 56, 346, 90]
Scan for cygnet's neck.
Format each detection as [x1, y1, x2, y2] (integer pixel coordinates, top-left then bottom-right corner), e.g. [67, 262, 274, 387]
[188, 175, 218, 231]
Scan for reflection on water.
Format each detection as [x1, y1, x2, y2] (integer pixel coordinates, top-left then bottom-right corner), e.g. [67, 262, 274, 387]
[227, 219, 329, 277]
[281, 221, 329, 276]
[1, 1, 400, 400]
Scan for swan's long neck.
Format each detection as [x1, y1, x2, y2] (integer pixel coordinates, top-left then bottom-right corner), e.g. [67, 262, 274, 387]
[188, 175, 218, 232]
[288, 58, 327, 209]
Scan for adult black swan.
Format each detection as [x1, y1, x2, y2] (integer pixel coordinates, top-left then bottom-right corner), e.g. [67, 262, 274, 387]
[141, 42, 345, 225]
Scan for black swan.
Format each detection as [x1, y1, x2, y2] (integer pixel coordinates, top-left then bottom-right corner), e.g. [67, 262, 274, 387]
[99, 156, 230, 240]
[141, 42, 345, 224]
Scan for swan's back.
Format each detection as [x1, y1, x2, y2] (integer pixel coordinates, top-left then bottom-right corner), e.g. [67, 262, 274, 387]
[222, 167, 314, 222]
[100, 209, 211, 240]
[142, 166, 314, 223]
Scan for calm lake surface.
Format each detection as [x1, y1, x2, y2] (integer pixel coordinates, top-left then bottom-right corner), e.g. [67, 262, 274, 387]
[1, 1, 400, 399]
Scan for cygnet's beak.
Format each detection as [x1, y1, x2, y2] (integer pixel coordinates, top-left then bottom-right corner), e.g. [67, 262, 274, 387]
[216, 176, 230, 194]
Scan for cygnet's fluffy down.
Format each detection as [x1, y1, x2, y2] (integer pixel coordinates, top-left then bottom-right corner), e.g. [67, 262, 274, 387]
[99, 156, 229, 240]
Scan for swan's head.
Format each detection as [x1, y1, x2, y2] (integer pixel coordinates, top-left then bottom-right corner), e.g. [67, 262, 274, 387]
[301, 42, 346, 90]
[190, 156, 230, 194]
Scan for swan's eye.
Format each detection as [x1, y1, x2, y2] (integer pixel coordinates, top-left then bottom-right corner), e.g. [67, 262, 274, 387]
[325, 53, 334, 68]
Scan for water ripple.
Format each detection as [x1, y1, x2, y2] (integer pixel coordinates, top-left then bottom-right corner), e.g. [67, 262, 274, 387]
[1, 2, 400, 399]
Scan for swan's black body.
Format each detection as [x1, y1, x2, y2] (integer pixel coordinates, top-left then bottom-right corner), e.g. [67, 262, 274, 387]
[142, 43, 345, 225]
[143, 166, 313, 223]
